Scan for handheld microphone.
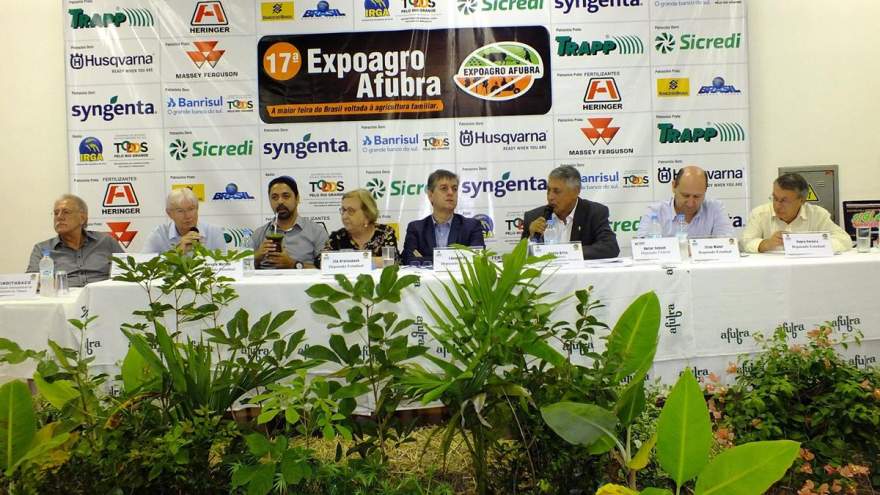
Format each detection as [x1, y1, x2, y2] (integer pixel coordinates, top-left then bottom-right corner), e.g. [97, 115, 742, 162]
[188, 226, 199, 234]
[531, 205, 553, 242]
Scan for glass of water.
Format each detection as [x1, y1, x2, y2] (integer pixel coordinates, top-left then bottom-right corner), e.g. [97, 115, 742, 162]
[382, 246, 397, 267]
[55, 271, 69, 296]
[856, 227, 872, 253]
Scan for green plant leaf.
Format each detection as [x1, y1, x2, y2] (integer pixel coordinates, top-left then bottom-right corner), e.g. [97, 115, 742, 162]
[522, 339, 565, 367]
[333, 382, 369, 399]
[302, 344, 339, 364]
[32, 372, 79, 410]
[656, 371, 713, 487]
[615, 377, 646, 426]
[541, 402, 618, 448]
[694, 440, 800, 495]
[606, 292, 660, 381]
[0, 380, 36, 471]
[310, 300, 341, 320]
[641, 488, 673, 495]
[121, 346, 158, 393]
[628, 433, 657, 471]
[245, 433, 272, 457]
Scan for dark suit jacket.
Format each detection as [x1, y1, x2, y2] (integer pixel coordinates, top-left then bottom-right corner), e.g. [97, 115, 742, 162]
[521, 198, 620, 260]
[402, 213, 485, 265]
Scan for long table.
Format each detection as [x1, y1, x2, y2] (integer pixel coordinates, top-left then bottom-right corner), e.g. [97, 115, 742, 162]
[3, 252, 879, 389]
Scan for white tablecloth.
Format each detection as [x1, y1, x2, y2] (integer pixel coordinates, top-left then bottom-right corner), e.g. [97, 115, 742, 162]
[3, 252, 879, 387]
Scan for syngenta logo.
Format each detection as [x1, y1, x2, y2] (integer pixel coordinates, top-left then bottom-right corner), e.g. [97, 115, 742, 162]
[460, 171, 547, 199]
[459, 129, 548, 146]
[554, 0, 641, 14]
[657, 122, 745, 143]
[262, 133, 350, 160]
[555, 35, 644, 56]
[71, 96, 156, 122]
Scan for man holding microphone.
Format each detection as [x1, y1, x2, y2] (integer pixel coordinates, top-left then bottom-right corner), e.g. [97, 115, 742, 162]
[142, 188, 227, 254]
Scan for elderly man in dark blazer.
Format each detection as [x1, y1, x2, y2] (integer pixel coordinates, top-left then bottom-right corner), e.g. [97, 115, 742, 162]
[402, 169, 485, 266]
[522, 165, 619, 259]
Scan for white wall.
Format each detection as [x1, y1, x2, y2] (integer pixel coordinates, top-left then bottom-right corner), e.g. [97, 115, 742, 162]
[1, 0, 878, 272]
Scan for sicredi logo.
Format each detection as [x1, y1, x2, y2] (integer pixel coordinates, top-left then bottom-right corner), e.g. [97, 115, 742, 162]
[68, 8, 154, 29]
[79, 137, 103, 162]
[71, 96, 156, 122]
[555, 35, 643, 56]
[460, 171, 547, 199]
[69, 52, 153, 70]
[458, 0, 544, 15]
[554, 0, 641, 14]
[191, 1, 230, 34]
[583, 77, 622, 111]
[454, 42, 544, 102]
[263, 133, 350, 159]
[168, 138, 253, 160]
[655, 32, 742, 53]
[657, 122, 745, 143]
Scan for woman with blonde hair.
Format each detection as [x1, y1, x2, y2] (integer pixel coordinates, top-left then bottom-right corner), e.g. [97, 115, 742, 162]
[323, 188, 398, 266]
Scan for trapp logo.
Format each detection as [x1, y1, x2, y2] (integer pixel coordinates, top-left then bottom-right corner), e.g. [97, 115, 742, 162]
[583, 77, 622, 111]
[106, 222, 137, 248]
[454, 42, 544, 102]
[365, 178, 386, 199]
[580, 117, 619, 145]
[364, 0, 391, 17]
[78, 137, 103, 162]
[657, 122, 746, 143]
[103, 183, 139, 207]
[223, 227, 254, 247]
[555, 35, 644, 57]
[186, 41, 225, 69]
[68, 8, 154, 29]
[191, 1, 230, 34]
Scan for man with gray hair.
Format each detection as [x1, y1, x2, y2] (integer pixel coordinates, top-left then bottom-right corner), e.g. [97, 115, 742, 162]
[522, 165, 619, 259]
[27, 194, 124, 287]
[742, 172, 850, 253]
[142, 188, 227, 253]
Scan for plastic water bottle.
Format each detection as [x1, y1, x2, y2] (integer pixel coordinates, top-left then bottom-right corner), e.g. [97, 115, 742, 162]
[544, 218, 559, 244]
[39, 250, 55, 297]
[645, 214, 662, 239]
[675, 213, 689, 260]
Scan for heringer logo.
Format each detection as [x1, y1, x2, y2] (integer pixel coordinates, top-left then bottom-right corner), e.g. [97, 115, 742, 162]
[454, 42, 544, 102]
[191, 1, 230, 34]
[102, 182, 140, 215]
[583, 77, 621, 110]
[106, 221, 137, 248]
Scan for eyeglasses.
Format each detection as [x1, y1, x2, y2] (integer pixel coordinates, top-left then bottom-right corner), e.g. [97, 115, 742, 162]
[768, 195, 799, 206]
[52, 209, 78, 218]
[339, 207, 359, 215]
[171, 207, 198, 215]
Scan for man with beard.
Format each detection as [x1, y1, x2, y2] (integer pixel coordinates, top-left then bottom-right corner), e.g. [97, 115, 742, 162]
[252, 176, 328, 269]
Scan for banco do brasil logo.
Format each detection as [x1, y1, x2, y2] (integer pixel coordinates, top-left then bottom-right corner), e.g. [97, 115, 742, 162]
[654, 32, 675, 53]
[213, 183, 255, 200]
[366, 178, 386, 199]
[454, 42, 544, 102]
[169, 139, 189, 160]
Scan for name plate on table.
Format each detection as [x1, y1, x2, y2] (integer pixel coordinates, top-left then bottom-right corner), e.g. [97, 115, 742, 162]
[433, 248, 477, 273]
[783, 232, 834, 258]
[0, 273, 38, 298]
[631, 237, 681, 263]
[321, 251, 372, 275]
[111, 253, 160, 276]
[531, 242, 583, 268]
[205, 259, 244, 279]
[689, 238, 740, 262]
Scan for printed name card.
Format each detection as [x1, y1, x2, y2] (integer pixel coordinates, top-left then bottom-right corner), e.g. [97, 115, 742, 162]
[631, 237, 681, 263]
[531, 242, 583, 268]
[783, 232, 834, 257]
[0, 274, 39, 298]
[433, 248, 477, 273]
[321, 251, 372, 275]
[205, 259, 244, 279]
[689, 238, 741, 262]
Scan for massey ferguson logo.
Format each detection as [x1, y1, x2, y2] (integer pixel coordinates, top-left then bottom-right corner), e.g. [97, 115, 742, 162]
[720, 327, 751, 345]
[580, 117, 619, 145]
[186, 41, 225, 68]
[106, 221, 138, 248]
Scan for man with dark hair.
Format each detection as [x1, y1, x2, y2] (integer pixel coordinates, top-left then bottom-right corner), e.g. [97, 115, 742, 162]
[251, 175, 328, 268]
[522, 165, 619, 259]
[27, 194, 124, 287]
[637, 165, 733, 238]
[742, 172, 850, 253]
[401, 169, 484, 265]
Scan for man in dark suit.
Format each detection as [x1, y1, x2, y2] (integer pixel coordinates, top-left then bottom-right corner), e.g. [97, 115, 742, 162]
[402, 169, 485, 265]
[522, 165, 620, 259]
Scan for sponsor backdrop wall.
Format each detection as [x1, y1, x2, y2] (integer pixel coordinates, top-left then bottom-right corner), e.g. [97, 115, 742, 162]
[64, 0, 750, 254]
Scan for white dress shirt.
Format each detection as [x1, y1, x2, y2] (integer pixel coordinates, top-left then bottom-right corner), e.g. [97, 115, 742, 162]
[741, 202, 851, 253]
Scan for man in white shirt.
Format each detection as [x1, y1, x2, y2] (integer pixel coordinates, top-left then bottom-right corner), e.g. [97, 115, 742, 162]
[637, 165, 734, 238]
[742, 173, 851, 253]
[142, 188, 227, 254]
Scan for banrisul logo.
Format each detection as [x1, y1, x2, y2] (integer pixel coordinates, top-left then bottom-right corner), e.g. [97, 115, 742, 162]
[71, 95, 156, 122]
[68, 8, 155, 29]
[460, 171, 547, 199]
[459, 0, 544, 15]
[657, 122, 745, 143]
[454, 42, 544, 102]
[554, 0, 641, 14]
[555, 35, 644, 56]
[263, 133, 350, 160]
[655, 31, 742, 53]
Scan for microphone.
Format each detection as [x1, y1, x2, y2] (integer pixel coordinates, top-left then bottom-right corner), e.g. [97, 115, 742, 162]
[531, 205, 553, 242]
[188, 226, 200, 243]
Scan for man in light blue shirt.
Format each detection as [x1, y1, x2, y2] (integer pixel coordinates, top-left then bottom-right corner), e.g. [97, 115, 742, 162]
[638, 166, 734, 238]
[142, 188, 227, 254]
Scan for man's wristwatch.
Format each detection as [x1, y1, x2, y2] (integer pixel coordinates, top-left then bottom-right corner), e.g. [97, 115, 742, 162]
[294, 261, 304, 269]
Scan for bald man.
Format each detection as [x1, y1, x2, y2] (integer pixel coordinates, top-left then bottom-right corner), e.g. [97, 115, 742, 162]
[638, 166, 734, 238]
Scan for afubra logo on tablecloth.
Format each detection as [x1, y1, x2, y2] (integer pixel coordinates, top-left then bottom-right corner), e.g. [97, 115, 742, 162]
[720, 327, 751, 345]
[664, 303, 682, 335]
[849, 355, 878, 370]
